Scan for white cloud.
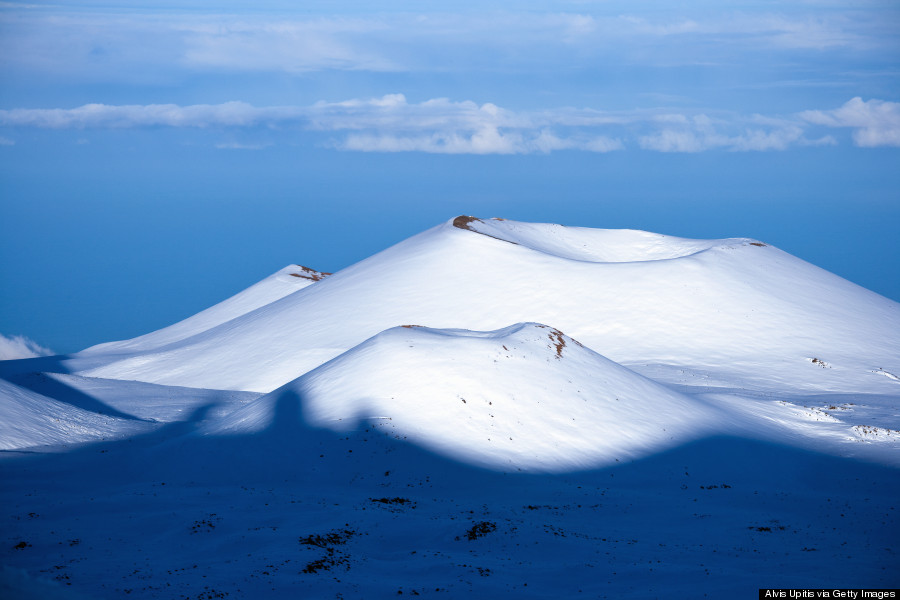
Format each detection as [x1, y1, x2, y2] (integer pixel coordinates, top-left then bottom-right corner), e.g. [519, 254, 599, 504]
[0, 7, 888, 83]
[639, 129, 707, 153]
[308, 95, 516, 132]
[0, 136, 14, 146]
[732, 126, 804, 151]
[340, 128, 619, 155]
[0, 102, 297, 129]
[0, 333, 54, 361]
[343, 130, 518, 155]
[318, 96, 625, 154]
[800, 97, 900, 147]
[1, 95, 894, 154]
[638, 113, 806, 152]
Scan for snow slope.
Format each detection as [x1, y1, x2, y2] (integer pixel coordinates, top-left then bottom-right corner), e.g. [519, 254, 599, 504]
[79, 217, 900, 395]
[81, 264, 330, 355]
[205, 323, 722, 471]
[0, 378, 146, 450]
[0, 374, 258, 451]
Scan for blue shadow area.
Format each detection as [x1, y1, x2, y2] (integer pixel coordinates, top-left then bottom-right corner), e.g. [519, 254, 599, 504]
[1, 386, 898, 598]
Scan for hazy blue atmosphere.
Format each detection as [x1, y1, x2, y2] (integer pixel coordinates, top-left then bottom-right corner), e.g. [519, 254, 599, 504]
[1, 0, 898, 355]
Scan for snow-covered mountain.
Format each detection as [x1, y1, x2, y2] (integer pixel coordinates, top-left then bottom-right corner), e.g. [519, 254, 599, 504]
[78, 216, 900, 396]
[204, 322, 722, 471]
[4, 215, 895, 463]
[2, 217, 898, 598]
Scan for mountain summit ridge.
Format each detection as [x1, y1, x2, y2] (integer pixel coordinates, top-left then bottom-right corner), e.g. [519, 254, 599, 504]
[451, 214, 746, 263]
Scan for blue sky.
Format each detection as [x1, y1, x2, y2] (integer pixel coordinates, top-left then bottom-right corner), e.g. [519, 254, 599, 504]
[1, 0, 899, 355]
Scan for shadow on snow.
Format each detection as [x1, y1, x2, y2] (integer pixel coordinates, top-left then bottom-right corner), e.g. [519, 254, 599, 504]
[1, 386, 898, 597]
[0, 354, 149, 422]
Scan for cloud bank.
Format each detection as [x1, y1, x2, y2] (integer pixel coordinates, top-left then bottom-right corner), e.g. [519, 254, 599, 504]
[1, 96, 896, 154]
[0, 102, 297, 129]
[800, 97, 900, 148]
[0, 334, 55, 361]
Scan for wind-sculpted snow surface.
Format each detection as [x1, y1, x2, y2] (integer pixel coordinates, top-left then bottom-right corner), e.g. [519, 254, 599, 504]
[0, 378, 140, 450]
[205, 323, 720, 471]
[80, 217, 900, 395]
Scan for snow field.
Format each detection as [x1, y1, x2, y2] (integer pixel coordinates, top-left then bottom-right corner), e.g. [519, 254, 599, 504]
[2, 217, 898, 598]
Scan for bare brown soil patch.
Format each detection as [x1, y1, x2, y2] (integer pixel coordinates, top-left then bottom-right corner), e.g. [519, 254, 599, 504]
[289, 265, 333, 281]
[535, 324, 581, 359]
[452, 215, 482, 230]
[451, 215, 519, 245]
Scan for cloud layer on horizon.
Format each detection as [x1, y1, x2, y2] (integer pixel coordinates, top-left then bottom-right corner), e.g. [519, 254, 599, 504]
[2, 96, 897, 154]
[2, 2, 896, 155]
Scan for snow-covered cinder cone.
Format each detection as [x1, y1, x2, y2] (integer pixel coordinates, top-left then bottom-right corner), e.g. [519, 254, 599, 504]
[206, 323, 721, 472]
